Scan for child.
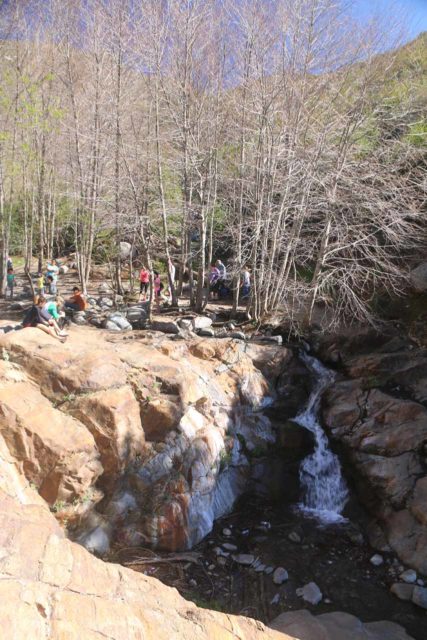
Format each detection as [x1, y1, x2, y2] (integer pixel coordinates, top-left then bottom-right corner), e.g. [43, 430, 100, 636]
[6, 268, 15, 298]
[23, 296, 67, 342]
[153, 271, 163, 310]
[46, 275, 57, 295]
[36, 272, 45, 296]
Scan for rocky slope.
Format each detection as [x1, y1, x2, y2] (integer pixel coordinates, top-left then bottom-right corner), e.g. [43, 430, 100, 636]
[318, 332, 427, 576]
[0, 326, 416, 639]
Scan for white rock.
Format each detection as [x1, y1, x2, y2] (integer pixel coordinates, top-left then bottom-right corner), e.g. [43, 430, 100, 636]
[270, 593, 280, 605]
[273, 567, 289, 585]
[400, 569, 417, 584]
[222, 543, 237, 552]
[222, 528, 232, 537]
[79, 526, 110, 556]
[232, 554, 255, 566]
[296, 582, 323, 605]
[192, 316, 213, 330]
[370, 554, 384, 567]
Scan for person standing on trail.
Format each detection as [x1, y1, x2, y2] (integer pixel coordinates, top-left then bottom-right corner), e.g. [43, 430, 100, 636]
[216, 259, 226, 281]
[241, 266, 251, 298]
[139, 265, 150, 301]
[6, 268, 15, 298]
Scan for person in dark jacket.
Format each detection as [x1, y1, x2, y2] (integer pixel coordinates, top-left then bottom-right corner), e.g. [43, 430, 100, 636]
[23, 296, 68, 342]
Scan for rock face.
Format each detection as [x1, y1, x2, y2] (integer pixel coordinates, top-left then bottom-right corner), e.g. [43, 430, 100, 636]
[320, 337, 427, 575]
[0, 327, 297, 554]
[0, 427, 288, 640]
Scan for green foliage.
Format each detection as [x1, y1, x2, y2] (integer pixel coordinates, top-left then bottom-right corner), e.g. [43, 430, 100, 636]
[51, 500, 67, 513]
[406, 120, 427, 147]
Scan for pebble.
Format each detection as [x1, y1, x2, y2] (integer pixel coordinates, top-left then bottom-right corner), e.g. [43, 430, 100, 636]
[254, 563, 266, 573]
[208, 564, 215, 571]
[222, 528, 232, 537]
[390, 583, 414, 601]
[370, 554, 384, 567]
[189, 579, 197, 588]
[264, 566, 274, 575]
[296, 582, 323, 605]
[273, 567, 289, 585]
[214, 547, 229, 558]
[270, 593, 280, 605]
[412, 586, 427, 610]
[222, 543, 238, 552]
[232, 554, 255, 566]
[417, 579, 425, 586]
[400, 569, 417, 584]
[288, 532, 301, 543]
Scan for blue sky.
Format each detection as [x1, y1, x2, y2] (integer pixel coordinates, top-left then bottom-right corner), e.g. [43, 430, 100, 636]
[353, 0, 427, 40]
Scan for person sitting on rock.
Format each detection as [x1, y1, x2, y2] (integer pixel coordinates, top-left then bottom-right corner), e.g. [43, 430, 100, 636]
[64, 286, 87, 312]
[23, 296, 68, 342]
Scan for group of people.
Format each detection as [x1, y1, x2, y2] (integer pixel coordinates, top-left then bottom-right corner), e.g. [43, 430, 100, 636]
[36, 260, 60, 296]
[139, 258, 251, 305]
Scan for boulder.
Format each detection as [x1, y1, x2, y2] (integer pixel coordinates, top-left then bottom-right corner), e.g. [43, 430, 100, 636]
[0, 363, 102, 505]
[104, 320, 122, 332]
[271, 610, 414, 639]
[58, 265, 69, 275]
[296, 582, 322, 605]
[119, 241, 132, 260]
[192, 316, 213, 331]
[412, 585, 427, 609]
[390, 583, 414, 601]
[151, 320, 180, 335]
[108, 313, 132, 332]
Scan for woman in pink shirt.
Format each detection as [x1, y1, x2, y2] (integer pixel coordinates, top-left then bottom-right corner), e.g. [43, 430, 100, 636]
[139, 265, 150, 300]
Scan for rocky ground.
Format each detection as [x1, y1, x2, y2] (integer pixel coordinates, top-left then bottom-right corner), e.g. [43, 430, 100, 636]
[1, 291, 426, 638]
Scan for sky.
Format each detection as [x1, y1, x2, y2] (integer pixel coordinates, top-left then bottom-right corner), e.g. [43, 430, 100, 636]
[352, 0, 427, 40]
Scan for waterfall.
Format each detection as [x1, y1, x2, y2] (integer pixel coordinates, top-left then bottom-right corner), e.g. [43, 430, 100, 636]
[295, 353, 349, 523]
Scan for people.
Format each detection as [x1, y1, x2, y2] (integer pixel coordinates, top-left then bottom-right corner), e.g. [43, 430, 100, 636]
[153, 270, 163, 310]
[46, 260, 59, 293]
[7, 256, 13, 271]
[22, 296, 67, 342]
[6, 267, 15, 298]
[46, 274, 57, 295]
[241, 266, 251, 299]
[64, 286, 87, 311]
[43, 296, 68, 335]
[215, 259, 227, 299]
[209, 263, 220, 300]
[36, 272, 45, 296]
[139, 265, 150, 301]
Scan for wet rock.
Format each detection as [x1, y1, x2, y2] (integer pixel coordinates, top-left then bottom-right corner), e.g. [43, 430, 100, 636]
[412, 586, 427, 609]
[390, 583, 415, 601]
[232, 553, 255, 566]
[296, 582, 323, 605]
[273, 567, 289, 584]
[370, 554, 384, 566]
[400, 569, 417, 584]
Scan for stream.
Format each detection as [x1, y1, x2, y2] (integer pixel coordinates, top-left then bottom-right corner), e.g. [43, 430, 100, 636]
[110, 353, 427, 640]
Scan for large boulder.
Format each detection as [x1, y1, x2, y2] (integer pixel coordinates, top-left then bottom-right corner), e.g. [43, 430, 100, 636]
[410, 262, 427, 292]
[0, 361, 102, 505]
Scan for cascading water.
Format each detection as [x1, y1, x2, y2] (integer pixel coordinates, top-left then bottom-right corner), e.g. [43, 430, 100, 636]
[295, 352, 349, 523]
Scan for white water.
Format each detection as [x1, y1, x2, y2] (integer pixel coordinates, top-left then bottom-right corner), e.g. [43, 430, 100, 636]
[295, 353, 349, 523]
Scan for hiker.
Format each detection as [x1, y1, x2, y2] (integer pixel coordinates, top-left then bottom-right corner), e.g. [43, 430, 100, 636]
[64, 286, 87, 312]
[139, 265, 150, 301]
[46, 275, 57, 295]
[241, 266, 251, 298]
[6, 268, 15, 298]
[22, 296, 67, 342]
[153, 271, 163, 310]
[215, 259, 227, 299]
[7, 256, 13, 271]
[36, 272, 45, 297]
[209, 263, 220, 300]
